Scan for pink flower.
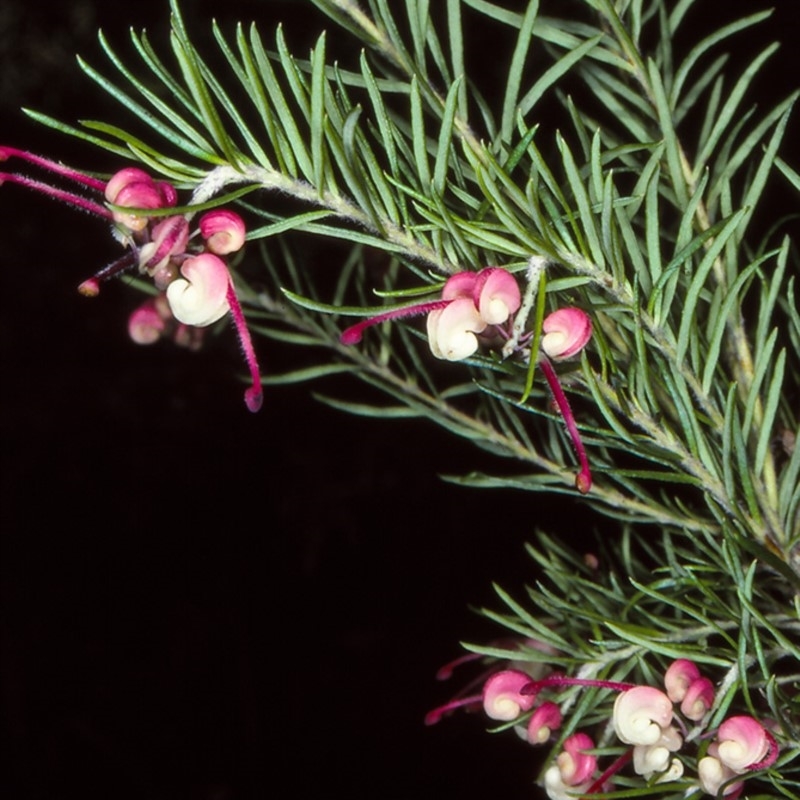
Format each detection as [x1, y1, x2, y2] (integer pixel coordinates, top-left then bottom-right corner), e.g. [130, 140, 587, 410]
[698, 716, 779, 798]
[698, 750, 744, 798]
[543, 733, 597, 800]
[680, 676, 714, 721]
[541, 307, 592, 360]
[664, 659, 701, 703]
[166, 253, 231, 327]
[482, 669, 537, 721]
[199, 209, 247, 255]
[716, 716, 775, 772]
[613, 686, 674, 746]
[340, 267, 521, 361]
[526, 701, 562, 744]
[1, 146, 263, 411]
[128, 299, 167, 345]
[105, 167, 171, 232]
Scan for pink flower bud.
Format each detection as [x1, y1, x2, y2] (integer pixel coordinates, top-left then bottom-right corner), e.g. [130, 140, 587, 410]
[680, 676, 714, 721]
[104, 167, 153, 203]
[558, 732, 597, 785]
[427, 296, 487, 361]
[481, 670, 537, 721]
[541, 307, 592, 360]
[166, 253, 231, 327]
[527, 701, 562, 744]
[664, 658, 701, 703]
[128, 300, 166, 345]
[716, 716, 773, 772]
[199, 209, 247, 255]
[543, 733, 599, 800]
[613, 686, 674, 745]
[474, 267, 521, 325]
[105, 168, 169, 232]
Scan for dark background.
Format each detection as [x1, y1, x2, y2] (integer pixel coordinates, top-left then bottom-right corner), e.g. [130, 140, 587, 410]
[1, 2, 797, 798]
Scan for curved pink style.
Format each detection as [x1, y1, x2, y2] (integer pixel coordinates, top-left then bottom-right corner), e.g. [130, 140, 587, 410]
[541, 307, 592, 360]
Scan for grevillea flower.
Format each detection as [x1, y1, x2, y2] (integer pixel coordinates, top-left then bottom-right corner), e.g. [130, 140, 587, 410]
[680, 676, 714, 721]
[716, 716, 777, 772]
[166, 254, 231, 327]
[537, 307, 593, 493]
[664, 659, 715, 721]
[543, 733, 598, 800]
[698, 716, 778, 797]
[340, 267, 521, 361]
[664, 659, 702, 703]
[1, 146, 262, 411]
[526, 701, 562, 744]
[613, 686, 675, 746]
[541, 307, 593, 360]
[482, 669, 538, 721]
[199, 209, 247, 255]
[341, 267, 595, 490]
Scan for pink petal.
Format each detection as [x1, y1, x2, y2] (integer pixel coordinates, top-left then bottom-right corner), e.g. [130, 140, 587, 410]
[541, 307, 592, 359]
[475, 268, 522, 325]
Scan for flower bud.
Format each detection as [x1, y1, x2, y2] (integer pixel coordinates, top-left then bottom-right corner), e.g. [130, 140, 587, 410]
[199, 209, 247, 255]
[482, 670, 537, 721]
[664, 658, 701, 703]
[541, 307, 592, 360]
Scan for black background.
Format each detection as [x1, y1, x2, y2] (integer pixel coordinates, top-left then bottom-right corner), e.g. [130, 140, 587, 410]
[1, 2, 797, 798]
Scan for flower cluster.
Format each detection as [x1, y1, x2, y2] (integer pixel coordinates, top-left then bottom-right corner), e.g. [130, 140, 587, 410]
[340, 267, 594, 491]
[428, 649, 780, 798]
[0, 147, 262, 411]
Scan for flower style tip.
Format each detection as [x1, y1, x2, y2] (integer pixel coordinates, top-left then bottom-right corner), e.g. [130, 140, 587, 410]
[199, 209, 247, 255]
[613, 686, 674, 746]
[541, 307, 592, 360]
[482, 670, 537, 721]
[225, 280, 263, 413]
[78, 278, 101, 297]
